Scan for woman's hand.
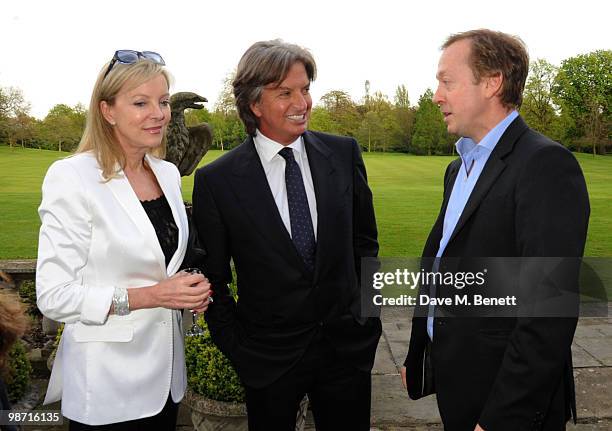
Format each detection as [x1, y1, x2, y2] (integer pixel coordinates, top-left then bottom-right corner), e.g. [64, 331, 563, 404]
[151, 272, 211, 310]
[126, 272, 212, 312]
[191, 278, 213, 314]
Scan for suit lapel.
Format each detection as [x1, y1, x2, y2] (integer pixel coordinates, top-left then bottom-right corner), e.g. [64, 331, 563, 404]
[104, 164, 167, 276]
[303, 131, 337, 279]
[147, 155, 187, 276]
[230, 137, 306, 270]
[447, 116, 528, 244]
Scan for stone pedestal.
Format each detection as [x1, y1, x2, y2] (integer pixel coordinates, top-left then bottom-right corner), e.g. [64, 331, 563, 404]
[184, 389, 308, 431]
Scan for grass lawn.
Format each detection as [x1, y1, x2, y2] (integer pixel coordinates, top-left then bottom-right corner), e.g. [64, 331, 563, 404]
[1, 145, 610, 259]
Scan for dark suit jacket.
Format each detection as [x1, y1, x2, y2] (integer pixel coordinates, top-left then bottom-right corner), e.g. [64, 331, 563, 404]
[192, 130, 382, 389]
[403, 116, 590, 431]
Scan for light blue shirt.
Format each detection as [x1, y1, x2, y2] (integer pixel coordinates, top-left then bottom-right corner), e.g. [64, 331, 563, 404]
[427, 110, 518, 340]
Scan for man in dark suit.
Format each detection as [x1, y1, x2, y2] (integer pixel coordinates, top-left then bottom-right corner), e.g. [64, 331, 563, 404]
[401, 29, 590, 430]
[192, 39, 381, 430]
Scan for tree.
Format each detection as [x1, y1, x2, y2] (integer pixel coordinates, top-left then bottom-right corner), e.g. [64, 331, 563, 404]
[394, 85, 410, 109]
[552, 50, 612, 154]
[309, 106, 339, 134]
[39, 104, 86, 152]
[319, 90, 360, 137]
[209, 71, 245, 150]
[8, 112, 36, 148]
[394, 85, 414, 152]
[521, 59, 558, 137]
[355, 91, 401, 152]
[0, 86, 31, 146]
[185, 106, 212, 126]
[411, 89, 449, 155]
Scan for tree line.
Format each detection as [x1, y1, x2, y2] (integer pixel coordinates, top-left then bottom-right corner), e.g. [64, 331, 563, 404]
[1, 50, 609, 155]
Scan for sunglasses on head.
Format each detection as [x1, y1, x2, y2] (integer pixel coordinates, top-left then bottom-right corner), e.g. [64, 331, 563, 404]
[103, 50, 165, 79]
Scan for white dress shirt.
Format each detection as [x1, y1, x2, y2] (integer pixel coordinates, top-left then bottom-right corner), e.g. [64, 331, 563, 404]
[253, 130, 318, 239]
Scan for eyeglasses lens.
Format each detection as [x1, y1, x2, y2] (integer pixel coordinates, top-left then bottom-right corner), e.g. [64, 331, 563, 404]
[115, 50, 141, 64]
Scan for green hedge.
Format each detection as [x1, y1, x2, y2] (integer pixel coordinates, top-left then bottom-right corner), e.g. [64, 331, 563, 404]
[185, 317, 245, 403]
[18, 280, 39, 316]
[6, 341, 32, 402]
[185, 270, 245, 402]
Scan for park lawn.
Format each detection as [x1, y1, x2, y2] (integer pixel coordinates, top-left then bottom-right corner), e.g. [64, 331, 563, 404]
[1, 145, 610, 260]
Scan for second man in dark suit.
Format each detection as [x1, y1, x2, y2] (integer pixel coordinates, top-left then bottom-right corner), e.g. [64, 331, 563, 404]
[192, 39, 381, 430]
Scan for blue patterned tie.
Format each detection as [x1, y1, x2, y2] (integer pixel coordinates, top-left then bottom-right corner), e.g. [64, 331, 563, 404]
[278, 147, 316, 271]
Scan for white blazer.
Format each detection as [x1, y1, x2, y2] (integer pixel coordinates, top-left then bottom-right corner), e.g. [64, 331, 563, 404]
[36, 152, 188, 425]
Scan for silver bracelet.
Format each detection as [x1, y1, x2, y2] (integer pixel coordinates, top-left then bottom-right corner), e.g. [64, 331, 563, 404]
[112, 287, 130, 316]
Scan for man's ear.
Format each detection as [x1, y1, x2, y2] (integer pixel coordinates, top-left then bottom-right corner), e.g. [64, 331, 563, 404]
[485, 72, 503, 99]
[100, 100, 116, 126]
[250, 101, 262, 118]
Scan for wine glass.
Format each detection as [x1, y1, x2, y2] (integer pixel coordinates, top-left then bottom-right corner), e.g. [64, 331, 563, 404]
[181, 267, 206, 337]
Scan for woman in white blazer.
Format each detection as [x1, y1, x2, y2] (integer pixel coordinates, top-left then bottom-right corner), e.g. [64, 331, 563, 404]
[36, 51, 212, 429]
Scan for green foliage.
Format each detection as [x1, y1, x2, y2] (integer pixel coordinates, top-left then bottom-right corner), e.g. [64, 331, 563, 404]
[5, 341, 32, 402]
[521, 59, 558, 137]
[319, 90, 360, 138]
[184, 320, 245, 403]
[38, 103, 87, 152]
[185, 318, 244, 402]
[185, 106, 212, 126]
[18, 280, 39, 316]
[54, 324, 65, 350]
[185, 268, 244, 402]
[18, 280, 37, 307]
[356, 92, 402, 153]
[309, 106, 339, 135]
[552, 50, 612, 154]
[394, 85, 410, 109]
[412, 89, 451, 155]
[0, 86, 32, 148]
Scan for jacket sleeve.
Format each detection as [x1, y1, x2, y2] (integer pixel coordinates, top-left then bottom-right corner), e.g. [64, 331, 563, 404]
[350, 139, 380, 320]
[352, 138, 379, 271]
[36, 160, 114, 325]
[192, 167, 237, 358]
[479, 144, 590, 430]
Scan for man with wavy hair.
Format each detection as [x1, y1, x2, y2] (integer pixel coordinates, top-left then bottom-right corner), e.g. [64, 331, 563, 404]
[193, 40, 381, 430]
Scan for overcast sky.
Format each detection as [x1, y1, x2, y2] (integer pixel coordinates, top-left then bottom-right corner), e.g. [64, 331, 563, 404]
[1, 0, 610, 119]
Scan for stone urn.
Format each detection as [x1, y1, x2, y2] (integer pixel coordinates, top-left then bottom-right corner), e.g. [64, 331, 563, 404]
[184, 389, 247, 431]
[184, 389, 308, 431]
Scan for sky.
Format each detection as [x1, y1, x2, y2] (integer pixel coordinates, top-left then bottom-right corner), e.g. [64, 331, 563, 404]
[1, 0, 610, 119]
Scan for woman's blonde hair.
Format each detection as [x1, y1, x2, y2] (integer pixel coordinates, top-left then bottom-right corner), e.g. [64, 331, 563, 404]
[76, 58, 172, 180]
[0, 291, 29, 373]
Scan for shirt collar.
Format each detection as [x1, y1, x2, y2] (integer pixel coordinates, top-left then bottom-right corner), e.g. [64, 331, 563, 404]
[455, 110, 519, 159]
[254, 129, 304, 163]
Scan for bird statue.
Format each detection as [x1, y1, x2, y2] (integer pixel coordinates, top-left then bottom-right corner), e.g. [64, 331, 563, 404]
[165, 92, 213, 176]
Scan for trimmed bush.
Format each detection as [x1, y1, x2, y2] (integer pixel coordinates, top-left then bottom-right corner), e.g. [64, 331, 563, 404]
[185, 270, 245, 402]
[18, 280, 37, 306]
[185, 318, 245, 403]
[6, 341, 32, 402]
[18, 280, 40, 316]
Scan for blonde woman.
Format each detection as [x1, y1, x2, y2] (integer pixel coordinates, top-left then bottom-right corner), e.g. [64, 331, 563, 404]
[36, 51, 212, 430]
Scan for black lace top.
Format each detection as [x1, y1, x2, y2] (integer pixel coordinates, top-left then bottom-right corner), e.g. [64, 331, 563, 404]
[141, 195, 178, 268]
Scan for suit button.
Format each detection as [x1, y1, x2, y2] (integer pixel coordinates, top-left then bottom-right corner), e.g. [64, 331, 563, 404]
[319, 321, 324, 327]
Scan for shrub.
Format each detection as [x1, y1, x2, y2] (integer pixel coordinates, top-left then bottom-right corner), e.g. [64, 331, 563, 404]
[185, 318, 245, 403]
[6, 341, 32, 402]
[185, 269, 245, 402]
[18, 280, 39, 315]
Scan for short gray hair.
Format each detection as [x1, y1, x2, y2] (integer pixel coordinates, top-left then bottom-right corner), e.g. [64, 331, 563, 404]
[233, 39, 317, 136]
